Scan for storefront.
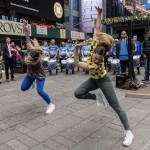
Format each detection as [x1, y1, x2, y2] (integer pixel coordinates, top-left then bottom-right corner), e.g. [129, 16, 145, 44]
[102, 15, 150, 41]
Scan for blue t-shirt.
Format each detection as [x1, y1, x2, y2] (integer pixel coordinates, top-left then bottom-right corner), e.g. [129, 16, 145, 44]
[41, 45, 49, 56]
[119, 39, 128, 60]
[60, 46, 68, 57]
[134, 41, 142, 55]
[109, 45, 116, 56]
[41, 45, 49, 51]
[67, 45, 75, 56]
[81, 45, 91, 56]
[48, 45, 59, 57]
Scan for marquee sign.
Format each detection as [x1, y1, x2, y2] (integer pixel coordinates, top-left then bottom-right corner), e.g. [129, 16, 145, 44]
[102, 15, 150, 25]
[0, 20, 31, 36]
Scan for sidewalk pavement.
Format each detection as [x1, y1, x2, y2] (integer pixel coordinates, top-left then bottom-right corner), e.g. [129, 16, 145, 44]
[0, 69, 150, 150]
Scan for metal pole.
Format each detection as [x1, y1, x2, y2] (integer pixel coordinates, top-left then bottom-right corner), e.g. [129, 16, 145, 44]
[128, 19, 133, 79]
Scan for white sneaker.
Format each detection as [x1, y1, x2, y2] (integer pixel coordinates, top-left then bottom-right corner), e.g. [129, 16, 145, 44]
[123, 130, 134, 147]
[96, 93, 108, 108]
[46, 103, 55, 114]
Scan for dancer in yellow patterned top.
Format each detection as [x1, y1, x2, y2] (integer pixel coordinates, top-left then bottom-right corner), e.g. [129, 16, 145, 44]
[73, 6, 134, 147]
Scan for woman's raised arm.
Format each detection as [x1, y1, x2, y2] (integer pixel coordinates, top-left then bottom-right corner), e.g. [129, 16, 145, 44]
[23, 20, 32, 50]
[93, 6, 103, 40]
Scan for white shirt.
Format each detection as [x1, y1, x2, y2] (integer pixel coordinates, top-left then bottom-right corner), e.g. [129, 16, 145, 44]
[7, 44, 11, 57]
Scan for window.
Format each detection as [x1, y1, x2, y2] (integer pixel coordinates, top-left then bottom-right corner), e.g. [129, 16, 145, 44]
[64, 16, 69, 22]
[73, 16, 79, 28]
[73, 0, 79, 11]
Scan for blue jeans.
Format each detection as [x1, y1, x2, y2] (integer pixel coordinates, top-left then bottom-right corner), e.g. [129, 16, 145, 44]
[21, 76, 51, 104]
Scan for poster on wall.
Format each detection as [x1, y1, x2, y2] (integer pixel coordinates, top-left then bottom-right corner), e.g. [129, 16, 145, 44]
[71, 31, 85, 40]
[81, 0, 102, 33]
[0, 20, 31, 36]
[60, 29, 66, 39]
[36, 26, 47, 35]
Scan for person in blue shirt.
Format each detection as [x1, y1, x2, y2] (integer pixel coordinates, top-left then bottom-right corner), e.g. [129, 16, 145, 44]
[81, 40, 91, 57]
[59, 42, 68, 58]
[41, 41, 49, 57]
[67, 40, 75, 57]
[59, 42, 68, 71]
[116, 31, 135, 80]
[132, 34, 142, 75]
[48, 39, 59, 58]
[106, 39, 118, 72]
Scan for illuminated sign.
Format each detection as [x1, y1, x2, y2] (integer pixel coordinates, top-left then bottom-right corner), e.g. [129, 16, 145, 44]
[54, 2, 63, 19]
[6, 0, 64, 22]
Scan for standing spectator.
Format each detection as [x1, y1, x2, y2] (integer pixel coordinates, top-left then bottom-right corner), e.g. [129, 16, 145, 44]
[48, 39, 59, 58]
[107, 39, 118, 73]
[2, 37, 16, 82]
[116, 31, 135, 79]
[142, 31, 150, 81]
[132, 34, 142, 75]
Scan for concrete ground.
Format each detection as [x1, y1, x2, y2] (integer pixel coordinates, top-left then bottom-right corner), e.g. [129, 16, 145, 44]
[0, 68, 150, 150]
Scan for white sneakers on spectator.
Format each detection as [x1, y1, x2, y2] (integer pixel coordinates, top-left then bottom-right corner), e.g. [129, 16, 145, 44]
[123, 130, 134, 146]
[96, 93, 108, 108]
[46, 103, 55, 114]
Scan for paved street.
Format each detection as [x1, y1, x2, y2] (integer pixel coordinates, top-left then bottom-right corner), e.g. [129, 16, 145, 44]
[0, 69, 150, 150]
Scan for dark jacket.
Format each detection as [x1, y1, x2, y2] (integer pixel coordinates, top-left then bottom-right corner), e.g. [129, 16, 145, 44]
[143, 37, 150, 53]
[115, 38, 135, 58]
[2, 44, 16, 63]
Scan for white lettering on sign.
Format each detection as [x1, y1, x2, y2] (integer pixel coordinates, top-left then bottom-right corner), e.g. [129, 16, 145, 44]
[54, 2, 63, 18]
[0, 20, 31, 36]
[1, 15, 26, 23]
[22, 0, 29, 2]
[56, 6, 61, 15]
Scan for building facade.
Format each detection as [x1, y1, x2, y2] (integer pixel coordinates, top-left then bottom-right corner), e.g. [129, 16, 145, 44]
[64, 0, 80, 32]
[64, 0, 103, 37]
[0, 0, 66, 47]
[81, 0, 103, 36]
[104, 0, 149, 41]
